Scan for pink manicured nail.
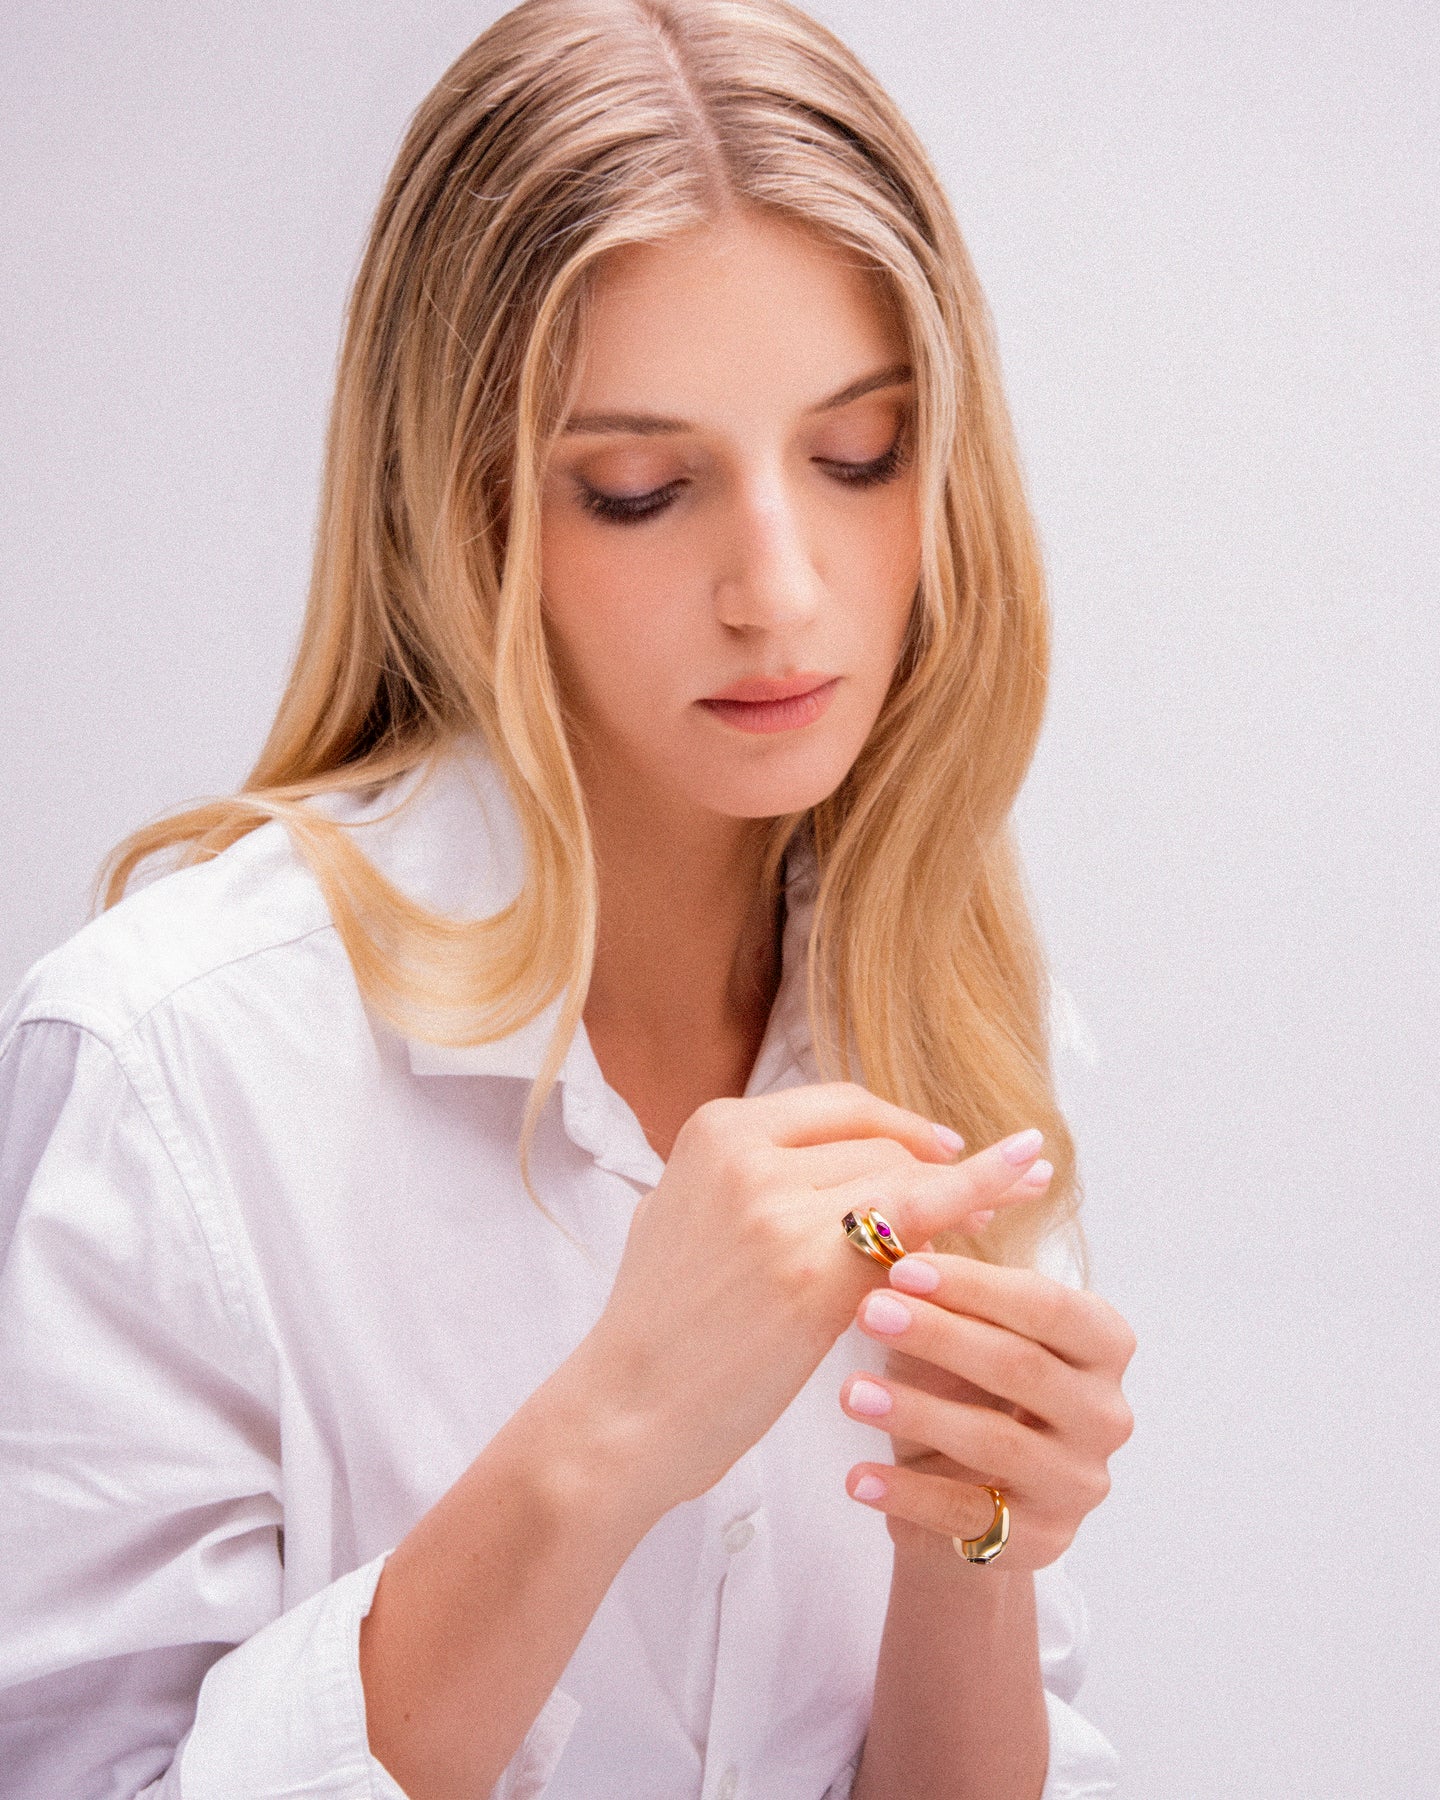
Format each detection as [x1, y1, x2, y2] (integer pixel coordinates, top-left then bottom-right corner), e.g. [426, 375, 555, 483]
[847, 1378, 893, 1417]
[999, 1128, 1044, 1166]
[932, 1123, 965, 1156]
[862, 1292, 912, 1335]
[851, 1473, 888, 1503]
[889, 1256, 941, 1295]
[1021, 1158, 1054, 1189]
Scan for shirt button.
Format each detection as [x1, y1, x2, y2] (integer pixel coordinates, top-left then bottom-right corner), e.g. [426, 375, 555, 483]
[715, 1768, 739, 1800]
[722, 1519, 755, 1554]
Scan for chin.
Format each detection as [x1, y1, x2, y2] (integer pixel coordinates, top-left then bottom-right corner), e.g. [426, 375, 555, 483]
[690, 739, 864, 821]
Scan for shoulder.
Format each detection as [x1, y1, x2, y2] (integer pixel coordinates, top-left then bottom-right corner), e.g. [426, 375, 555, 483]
[0, 737, 523, 1060]
[0, 818, 335, 1057]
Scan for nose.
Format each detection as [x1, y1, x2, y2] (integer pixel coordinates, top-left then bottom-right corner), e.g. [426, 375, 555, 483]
[712, 468, 825, 634]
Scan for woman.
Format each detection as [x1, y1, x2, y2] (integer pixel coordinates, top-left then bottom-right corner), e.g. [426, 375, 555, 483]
[0, 0, 1134, 1795]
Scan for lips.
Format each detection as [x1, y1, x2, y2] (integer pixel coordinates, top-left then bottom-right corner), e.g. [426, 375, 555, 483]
[696, 674, 840, 735]
[704, 673, 836, 704]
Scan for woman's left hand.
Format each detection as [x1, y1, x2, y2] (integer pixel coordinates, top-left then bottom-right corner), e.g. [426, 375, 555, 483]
[839, 1250, 1136, 1570]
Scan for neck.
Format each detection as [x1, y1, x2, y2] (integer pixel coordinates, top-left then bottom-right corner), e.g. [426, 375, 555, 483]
[579, 770, 781, 1051]
[575, 754, 785, 1155]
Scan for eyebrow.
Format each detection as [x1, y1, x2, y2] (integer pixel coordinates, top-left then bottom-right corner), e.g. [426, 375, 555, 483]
[560, 360, 914, 436]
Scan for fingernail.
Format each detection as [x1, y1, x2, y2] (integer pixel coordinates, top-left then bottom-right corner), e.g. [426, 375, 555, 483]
[932, 1123, 965, 1156]
[999, 1128, 1044, 1166]
[847, 1378, 893, 1417]
[970, 1208, 996, 1226]
[862, 1292, 912, 1335]
[1021, 1158, 1053, 1189]
[851, 1472, 888, 1503]
[889, 1256, 941, 1295]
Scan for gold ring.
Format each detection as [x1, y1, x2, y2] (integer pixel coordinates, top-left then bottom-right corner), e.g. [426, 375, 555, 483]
[955, 1486, 1010, 1564]
[841, 1208, 906, 1267]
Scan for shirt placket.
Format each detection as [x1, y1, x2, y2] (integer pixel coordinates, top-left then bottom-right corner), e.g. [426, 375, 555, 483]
[696, 1459, 776, 1800]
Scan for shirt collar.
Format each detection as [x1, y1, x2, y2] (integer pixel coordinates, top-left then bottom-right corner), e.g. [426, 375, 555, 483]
[331, 737, 820, 1095]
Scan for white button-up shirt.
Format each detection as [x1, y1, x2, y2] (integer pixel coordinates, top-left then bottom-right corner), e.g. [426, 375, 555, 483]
[0, 742, 1119, 1798]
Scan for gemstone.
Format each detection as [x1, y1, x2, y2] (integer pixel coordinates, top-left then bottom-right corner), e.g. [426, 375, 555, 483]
[877, 1222, 891, 1236]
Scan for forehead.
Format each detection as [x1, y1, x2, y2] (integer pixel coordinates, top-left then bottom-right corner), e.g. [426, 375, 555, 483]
[569, 209, 906, 419]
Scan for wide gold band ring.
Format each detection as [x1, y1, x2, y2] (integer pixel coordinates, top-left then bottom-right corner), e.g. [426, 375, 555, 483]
[955, 1485, 1010, 1564]
[841, 1208, 906, 1267]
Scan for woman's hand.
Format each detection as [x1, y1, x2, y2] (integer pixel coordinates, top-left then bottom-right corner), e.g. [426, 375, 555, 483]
[575, 1083, 1054, 1518]
[838, 1235, 1136, 1569]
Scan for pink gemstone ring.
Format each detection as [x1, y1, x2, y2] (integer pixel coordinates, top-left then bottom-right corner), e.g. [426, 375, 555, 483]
[841, 1207, 906, 1268]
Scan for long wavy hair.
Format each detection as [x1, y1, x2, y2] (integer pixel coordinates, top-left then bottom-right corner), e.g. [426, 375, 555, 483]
[103, 0, 1082, 1270]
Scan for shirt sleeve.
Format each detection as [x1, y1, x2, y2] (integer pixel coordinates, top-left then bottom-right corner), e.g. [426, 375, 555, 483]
[819, 1754, 862, 1798]
[0, 1015, 580, 1800]
[1035, 1556, 1121, 1797]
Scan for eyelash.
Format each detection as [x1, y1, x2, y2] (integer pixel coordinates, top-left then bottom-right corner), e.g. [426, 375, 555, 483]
[580, 481, 686, 525]
[824, 437, 912, 489]
[577, 436, 913, 525]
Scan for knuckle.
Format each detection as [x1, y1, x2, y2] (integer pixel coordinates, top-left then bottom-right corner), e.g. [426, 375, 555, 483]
[782, 1242, 831, 1295]
[1083, 1293, 1136, 1368]
[680, 1097, 734, 1153]
[724, 1142, 775, 1195]
[1034, 1520, 1075, 1567]
[1082, 1464, 1113, 1510]
[738, 1193, 793, 1253]
[1110, 1314, 1139, 1368]
[681, 1112, 773, 1198]
[1106, 1394, 1135, 1449]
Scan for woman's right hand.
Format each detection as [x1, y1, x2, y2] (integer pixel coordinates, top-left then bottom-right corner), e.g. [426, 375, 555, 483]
[574, 1082, 1053, 1514]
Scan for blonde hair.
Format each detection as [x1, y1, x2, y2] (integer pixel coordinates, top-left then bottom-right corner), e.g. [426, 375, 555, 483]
[104, 0, 1082, 1271]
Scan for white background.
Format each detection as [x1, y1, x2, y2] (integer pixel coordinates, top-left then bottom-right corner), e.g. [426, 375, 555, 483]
[3, 5, 1437, 1794]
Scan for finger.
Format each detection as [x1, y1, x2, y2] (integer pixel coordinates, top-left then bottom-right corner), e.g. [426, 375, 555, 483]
[837, 1130, 1052, 1245]
[886, 1254, 1137, 1374]
[839, 1373, 1065, 1496]
[783, 1135, 922, 1189]
[855, 1292, 1133, 1453]
[741, 1081, 964, 1165]
[855, 1291, 1078, 1427]
[846, 1463, 1012, 1546]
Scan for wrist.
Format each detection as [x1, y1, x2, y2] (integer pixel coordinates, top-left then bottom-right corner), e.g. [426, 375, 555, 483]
[511, 1336, 677, 1547]
[888, 1519, 1033, 1609]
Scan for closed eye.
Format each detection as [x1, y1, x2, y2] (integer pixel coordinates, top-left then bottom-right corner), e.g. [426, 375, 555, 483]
[576, 477, 689, 524]
[815, 434, 912, 489]
[575, 430, 912, 526]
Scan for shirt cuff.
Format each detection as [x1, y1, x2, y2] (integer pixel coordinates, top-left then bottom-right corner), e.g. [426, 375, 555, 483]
[819, 1753, 862, 1799]
[489, 1686, 584, 1800]
[1038, 1688, 1120, 1799]
[139, 1552, 582, 1799]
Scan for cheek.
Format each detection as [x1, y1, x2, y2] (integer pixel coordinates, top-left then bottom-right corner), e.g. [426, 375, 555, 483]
[539, 514, 695, 705]
[835, 501, 921, 668]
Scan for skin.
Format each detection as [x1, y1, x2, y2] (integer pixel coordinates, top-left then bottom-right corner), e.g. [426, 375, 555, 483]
[359, 206, 1135, 1800]
[539, 207, 923, 1154]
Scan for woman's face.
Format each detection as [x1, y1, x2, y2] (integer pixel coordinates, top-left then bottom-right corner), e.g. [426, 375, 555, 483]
[539, 207, 921, 823]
